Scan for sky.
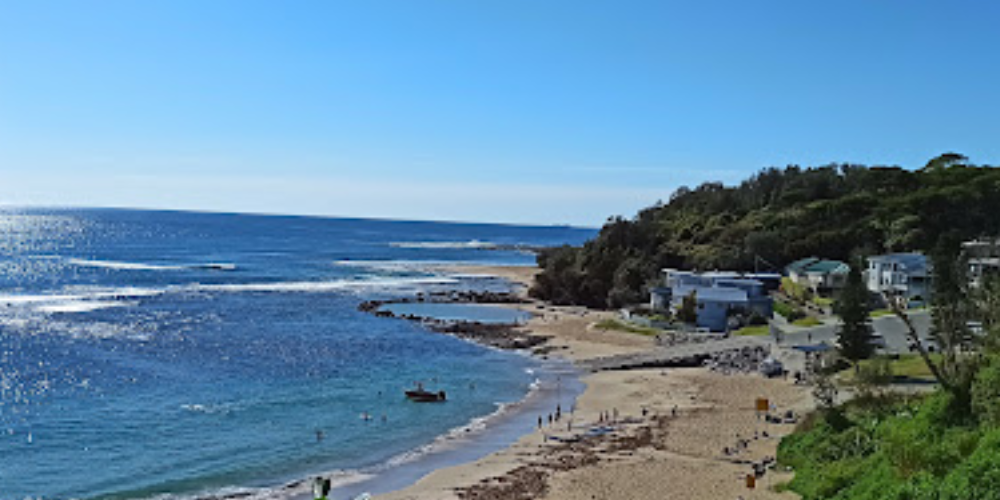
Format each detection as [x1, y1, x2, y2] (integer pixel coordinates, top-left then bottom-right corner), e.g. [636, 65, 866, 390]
[1, 1, 998, 226]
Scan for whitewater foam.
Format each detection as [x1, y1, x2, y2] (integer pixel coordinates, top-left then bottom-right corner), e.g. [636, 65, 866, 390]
[188, 276, 460, 294]
[334, 259, 447, 272]
[36, 300, 134, 314]
[389, 240, 498, 250]
[68, 259, 237, 272]
[0, 276, 461, 317]
[69, 258, 186, 271]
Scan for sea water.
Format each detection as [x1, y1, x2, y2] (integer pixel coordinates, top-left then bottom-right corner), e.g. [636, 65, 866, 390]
[0, 208, 594, 500]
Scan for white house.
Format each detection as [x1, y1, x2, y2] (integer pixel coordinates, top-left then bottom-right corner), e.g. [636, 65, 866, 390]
[866, 253, 932, 306]
[964, 239, 1000, 288]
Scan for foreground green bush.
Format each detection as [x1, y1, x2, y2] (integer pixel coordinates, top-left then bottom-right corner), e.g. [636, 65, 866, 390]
[779, 390, 1000, 500]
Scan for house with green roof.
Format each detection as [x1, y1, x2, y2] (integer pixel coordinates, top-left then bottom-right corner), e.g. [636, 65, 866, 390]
[785, 257, 850, 294]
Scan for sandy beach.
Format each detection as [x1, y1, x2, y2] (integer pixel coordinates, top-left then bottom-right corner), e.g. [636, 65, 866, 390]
[374, 265, 811, 500]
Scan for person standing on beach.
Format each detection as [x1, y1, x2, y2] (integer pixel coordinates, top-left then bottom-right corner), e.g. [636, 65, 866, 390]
[312, 477, 331, 500]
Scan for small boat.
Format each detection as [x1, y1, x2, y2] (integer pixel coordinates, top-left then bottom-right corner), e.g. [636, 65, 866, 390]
[405, 383, 447, 402]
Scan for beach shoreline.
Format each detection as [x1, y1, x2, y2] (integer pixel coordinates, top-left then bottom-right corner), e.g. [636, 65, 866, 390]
[182, 263, 594, 500]
[365, 264, 811, 500]
[201, 262, 810, 500]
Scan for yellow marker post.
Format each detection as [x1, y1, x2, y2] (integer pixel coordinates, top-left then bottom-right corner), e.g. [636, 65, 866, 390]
[756, 398, 769, 413]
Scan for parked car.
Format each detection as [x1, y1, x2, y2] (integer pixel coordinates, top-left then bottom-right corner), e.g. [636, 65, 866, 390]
[908, 337, 938, 353]
[871, 334, 887, 349]
[759, 358, 785, 378]
[835, 334, 887, 351]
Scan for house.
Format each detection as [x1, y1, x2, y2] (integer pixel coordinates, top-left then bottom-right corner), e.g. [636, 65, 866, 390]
[649, 286, 671, 311]
[745, 273, 783, 293]
[963, 239, 1000, 288]
[785, 257, 850, 294]
[650, 269, 774, 332]
[866, 253, 932, 306]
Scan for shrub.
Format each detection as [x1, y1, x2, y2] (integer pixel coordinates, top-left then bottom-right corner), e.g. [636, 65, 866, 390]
[938, 428, 1000, 499]
[775, 300, 806, 321]
[748, 311, 768, 325]
[779, 389, 994, 500]
[857, 356, 894, 387]
[973, 357, 1000, 428]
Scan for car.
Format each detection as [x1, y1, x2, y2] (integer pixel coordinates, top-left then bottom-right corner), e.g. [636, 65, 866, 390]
[834, 334, 887, 352]
[759, 358, 785, 378]
[908, 337, 938, 353]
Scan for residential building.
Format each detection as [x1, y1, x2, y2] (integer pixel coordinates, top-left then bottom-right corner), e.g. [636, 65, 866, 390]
[866, 253, 932, 306]
[963, 239, 1000, 288]
[650, 269, 774, 332]
[785, 257, 850, 294]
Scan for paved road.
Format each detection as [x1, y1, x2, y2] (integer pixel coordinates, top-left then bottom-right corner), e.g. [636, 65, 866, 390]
[586, 310, 934, 372]
[776, 310, 932, 355]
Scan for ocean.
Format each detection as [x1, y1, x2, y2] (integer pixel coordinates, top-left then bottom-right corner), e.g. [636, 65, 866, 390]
[0, 208, 595, 500]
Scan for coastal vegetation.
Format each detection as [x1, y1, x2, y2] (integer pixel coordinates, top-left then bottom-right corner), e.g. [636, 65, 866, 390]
[530, 153, 1000, 308]
[837, 355, 939, 384]
[733, 324, 770, 336]
[779, 258, 1000, 499]
[778, 379, 1000, 500]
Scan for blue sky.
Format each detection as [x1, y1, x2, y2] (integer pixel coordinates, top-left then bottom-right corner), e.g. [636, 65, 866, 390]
[1, 1, 998, 226]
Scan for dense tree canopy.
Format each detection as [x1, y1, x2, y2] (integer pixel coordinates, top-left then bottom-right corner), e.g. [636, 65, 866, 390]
[531, 154, 1000, 308]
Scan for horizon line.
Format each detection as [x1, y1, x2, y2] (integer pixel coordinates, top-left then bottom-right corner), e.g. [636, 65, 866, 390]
[0, 203, 603, 231]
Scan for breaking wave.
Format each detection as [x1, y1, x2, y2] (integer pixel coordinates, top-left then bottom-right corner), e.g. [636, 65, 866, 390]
[0, 276, 460, 317]
[68, 259, 236, 272]
[389, 240, 498, 250]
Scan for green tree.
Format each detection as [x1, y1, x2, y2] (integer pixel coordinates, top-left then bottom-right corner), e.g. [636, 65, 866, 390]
[834, 261, 875, 368]
[530, 154, 1000, 309]
[974, 275, 1000, 353]
[890, 236, 983, 414]
[676, 291, 698, 324]
[930, 235, 979, 412]
[922, 152, 969, 172]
